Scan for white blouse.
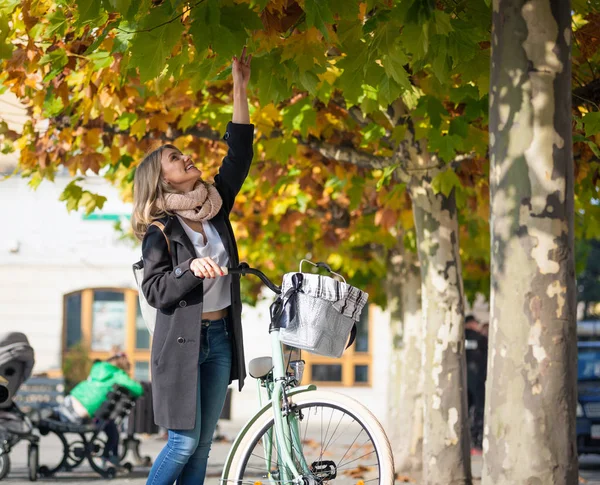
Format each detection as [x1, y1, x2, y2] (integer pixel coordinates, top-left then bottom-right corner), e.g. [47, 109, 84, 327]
[176, 216, 232, 313]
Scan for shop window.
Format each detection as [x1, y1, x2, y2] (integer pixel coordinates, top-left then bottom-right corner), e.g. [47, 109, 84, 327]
[135, 302, 150, 350]
[134, 361, 150, 381]
[92, 291, 126, 352]
[62, 288, 151, 380]
[65, 293, 82, 350]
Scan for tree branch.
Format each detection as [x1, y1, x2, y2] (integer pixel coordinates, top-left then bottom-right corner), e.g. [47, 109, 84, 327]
[572, 78, 600, 109]
[115, 0, 206, 35]
[299, 137, 394, 169]
[101, 122, 396, 169]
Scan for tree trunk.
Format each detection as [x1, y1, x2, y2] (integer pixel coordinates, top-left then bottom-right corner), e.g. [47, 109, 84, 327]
[483, 1, 577, 484]
[387, 244, 424, 474]
[408, 178, 472, 485]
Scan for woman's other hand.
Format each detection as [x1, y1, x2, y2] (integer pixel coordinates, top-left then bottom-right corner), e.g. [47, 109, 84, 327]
[232, 46, 251, 91]
[190, 257, 225, 279]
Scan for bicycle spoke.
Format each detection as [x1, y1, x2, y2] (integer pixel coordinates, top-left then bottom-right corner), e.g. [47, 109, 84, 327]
[335, 427, 366, 470]
[337, 450, 377, 469]
[234, 401, 384, 484]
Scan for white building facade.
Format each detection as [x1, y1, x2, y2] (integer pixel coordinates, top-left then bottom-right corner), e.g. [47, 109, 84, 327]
[0, 172, 393, 425]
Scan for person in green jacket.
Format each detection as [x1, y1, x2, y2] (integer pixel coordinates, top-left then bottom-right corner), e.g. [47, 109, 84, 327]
[55, 352, 143, 467]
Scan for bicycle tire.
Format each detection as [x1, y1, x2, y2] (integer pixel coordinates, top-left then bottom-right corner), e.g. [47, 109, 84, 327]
[223, 390, 394, 484]
[0, 453, 10, 481]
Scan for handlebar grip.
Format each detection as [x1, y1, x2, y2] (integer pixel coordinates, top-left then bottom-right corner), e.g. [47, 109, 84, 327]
[316, 262, 333, 273]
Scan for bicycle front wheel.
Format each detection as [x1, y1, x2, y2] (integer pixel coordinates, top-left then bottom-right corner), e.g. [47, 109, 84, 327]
[224, 390, 394, 484]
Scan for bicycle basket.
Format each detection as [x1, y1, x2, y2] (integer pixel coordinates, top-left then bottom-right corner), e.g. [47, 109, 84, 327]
[277, 269, 368, 358]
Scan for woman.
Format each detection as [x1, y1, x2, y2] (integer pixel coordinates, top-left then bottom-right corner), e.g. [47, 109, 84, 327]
[131, 48, 253, 485]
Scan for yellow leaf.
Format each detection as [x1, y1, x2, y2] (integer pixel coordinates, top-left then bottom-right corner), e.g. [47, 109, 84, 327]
[400, 209, 414, 230]
[111, 145, 120, 163]
[103, 106, 116, 124]
[251, 103, 282, 136]
[131, 119, 147, 139]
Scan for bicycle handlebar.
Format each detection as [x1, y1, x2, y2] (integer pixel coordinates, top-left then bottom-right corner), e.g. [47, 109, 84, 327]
[223, 263, 282, 295]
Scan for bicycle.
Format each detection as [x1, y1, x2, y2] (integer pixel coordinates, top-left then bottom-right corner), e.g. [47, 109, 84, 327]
[220, 262, 394, 485]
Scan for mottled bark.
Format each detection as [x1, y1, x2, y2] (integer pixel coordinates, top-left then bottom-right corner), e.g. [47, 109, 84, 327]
[408, 174, 472, 485]
[387, 245, 424, 473]
[483, 1, 577, 484]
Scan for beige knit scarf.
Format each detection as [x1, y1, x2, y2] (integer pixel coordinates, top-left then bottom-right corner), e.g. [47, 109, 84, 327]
[164, 181, 222, 221]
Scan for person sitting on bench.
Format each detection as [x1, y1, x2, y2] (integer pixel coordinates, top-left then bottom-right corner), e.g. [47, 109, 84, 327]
[55, 352, 143, 467]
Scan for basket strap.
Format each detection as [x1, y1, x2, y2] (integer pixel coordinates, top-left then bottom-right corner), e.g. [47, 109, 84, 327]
[346, 323, 357, 349]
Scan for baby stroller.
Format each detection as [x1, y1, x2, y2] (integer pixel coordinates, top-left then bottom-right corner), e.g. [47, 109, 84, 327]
[0, 332, 39, 481]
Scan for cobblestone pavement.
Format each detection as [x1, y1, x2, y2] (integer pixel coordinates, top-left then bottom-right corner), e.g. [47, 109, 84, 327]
[1, 421, 599, 484]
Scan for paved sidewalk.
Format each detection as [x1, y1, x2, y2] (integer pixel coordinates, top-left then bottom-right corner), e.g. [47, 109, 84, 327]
[2, 421, 600, 484]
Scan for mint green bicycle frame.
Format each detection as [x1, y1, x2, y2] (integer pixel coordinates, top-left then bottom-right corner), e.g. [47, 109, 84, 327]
[221, 329, 316, 483]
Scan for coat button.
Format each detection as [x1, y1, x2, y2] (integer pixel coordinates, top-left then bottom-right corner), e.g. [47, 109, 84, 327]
[175, 267, 182, 277]
[177, 337, 185, 344]
[179, 300, 187, 307]
[223, 132, 230, 140]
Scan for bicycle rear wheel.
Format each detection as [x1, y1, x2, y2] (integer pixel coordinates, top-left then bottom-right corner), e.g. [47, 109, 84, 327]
[224, 390, 394, 484]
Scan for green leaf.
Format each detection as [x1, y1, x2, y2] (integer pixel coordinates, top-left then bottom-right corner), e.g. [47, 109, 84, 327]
[299, 70, 320, 95]
[46, 9, 68, 37]
[329, 0, 360, 20]
[449, 116, 469, 139]
[40, 48, 69, 82]
[428, 130, 461, 162]
[189, 1, 239, 58]
[256, 68, 288, 106]
[305, 0, 334, 40]
[381, 44, 410, 89]
[336, 50, 368, 104]
[108, 0, 132, 16]
[0, 0, 18, 15]
[587, 141, 600, 158]
[76, 0, 102, 23]
[0, 12, 13, 60]
[377, 74, 402, 106]
[449, 84, 480, 103]
[129, 4, 184, 81]
[87, 51, 113, 69]
[425, 96, 447, 128]
[282, 98, 316, 138]
[376, 165, 398, 190]
[405, 0, 435, 24]
[430, 36, 450, 83]
[399, 19, 429, 60]
[432, 10, 453, 35]
[583, 112, 600, 138]
[116, 112, 137, 130]
[60, 180, 107, 215]
[431, 169, 462, 197]
[43, 95, 64, 116]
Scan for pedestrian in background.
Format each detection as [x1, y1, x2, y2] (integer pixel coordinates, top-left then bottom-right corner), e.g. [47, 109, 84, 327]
[464, 315, 488, 454]
[131, 48, 254, 485]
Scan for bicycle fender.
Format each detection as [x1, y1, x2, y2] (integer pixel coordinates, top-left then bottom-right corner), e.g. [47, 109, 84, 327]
[220, 384, 317, 482]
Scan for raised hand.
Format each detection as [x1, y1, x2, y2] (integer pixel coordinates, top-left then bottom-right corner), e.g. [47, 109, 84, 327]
[232, 46, 251, 91]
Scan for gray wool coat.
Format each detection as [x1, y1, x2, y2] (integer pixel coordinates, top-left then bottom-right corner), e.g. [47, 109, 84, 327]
[141, 122, 254, 430]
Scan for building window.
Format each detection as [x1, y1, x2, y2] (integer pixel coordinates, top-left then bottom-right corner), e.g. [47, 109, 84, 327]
[300, 305, 372, 387]
[134, 361, 150, 381]
[62, 288, 151, 381]
[135, 302, 150, 350]
[65, 293, 82, 350]
[92, 291, 126, 352]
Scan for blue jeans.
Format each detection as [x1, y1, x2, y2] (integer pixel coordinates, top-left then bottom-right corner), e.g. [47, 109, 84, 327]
[146, 319, 232, 485]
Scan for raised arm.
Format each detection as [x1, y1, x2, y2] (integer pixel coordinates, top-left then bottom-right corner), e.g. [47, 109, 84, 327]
[214, 47, 255, 213]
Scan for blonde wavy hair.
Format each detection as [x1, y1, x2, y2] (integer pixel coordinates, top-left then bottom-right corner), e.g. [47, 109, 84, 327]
[131, 144, 179, 241]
